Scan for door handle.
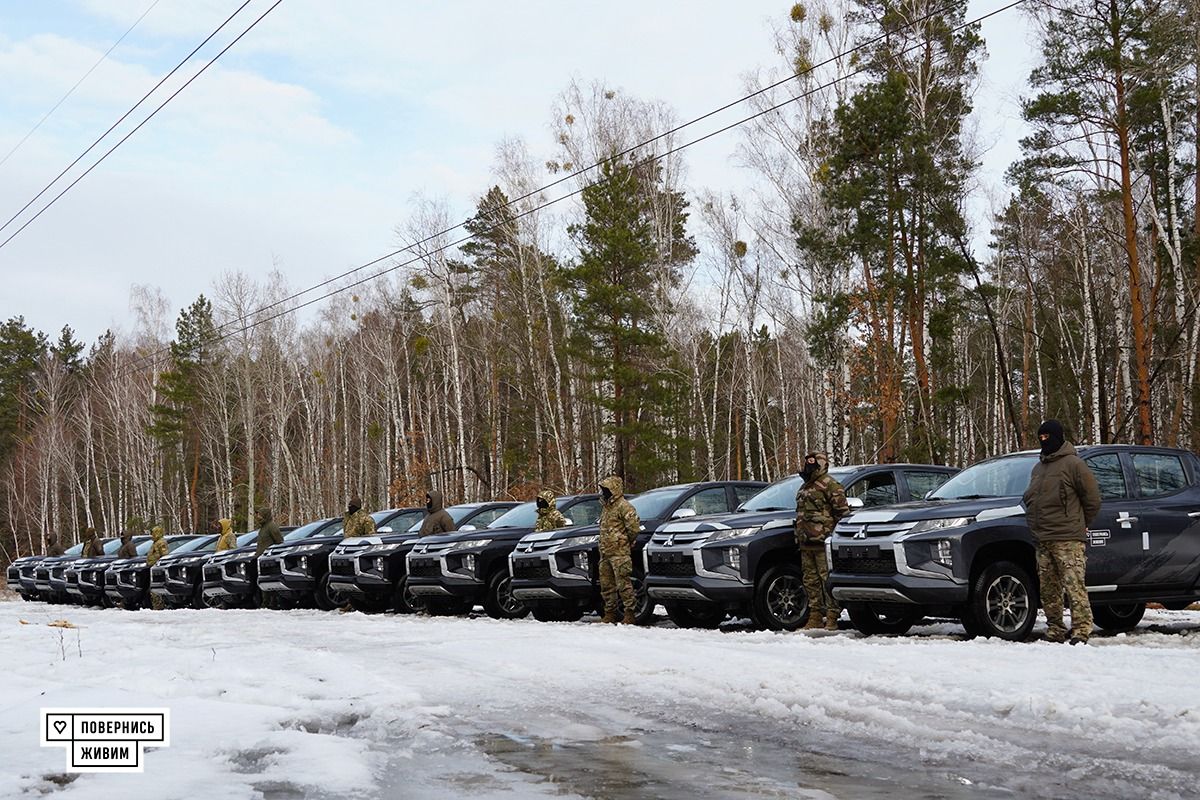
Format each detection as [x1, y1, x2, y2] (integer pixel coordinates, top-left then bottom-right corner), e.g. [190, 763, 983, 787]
[1189, 511, 1200, 518]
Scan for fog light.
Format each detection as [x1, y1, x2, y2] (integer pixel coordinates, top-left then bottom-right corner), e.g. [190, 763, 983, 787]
[374, 557, 385, 571]
[933, 539, 953, 567]
[573, 552, 589, 570]
[463, 554, 476, 572]
[299, 556, 308, 569]
[236, 563, 246, 574]
[726, 548, 741, 570]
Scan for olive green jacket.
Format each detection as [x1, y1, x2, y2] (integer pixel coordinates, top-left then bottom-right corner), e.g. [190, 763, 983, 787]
[1022, 442, 1101, 543]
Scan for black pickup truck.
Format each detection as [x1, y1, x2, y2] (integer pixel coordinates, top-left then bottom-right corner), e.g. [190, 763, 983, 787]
[150, 535, 220, 608]
[255, 518, 345, 609]
[643, 465, 957, 629]
[66, 537, 151, 606]
[199, 530, 295, 608]
[104, 535, 205, 610]
[324, 506, 427, 612]
[31, 544, 86, 604]
[330, 502, 526, 614]
[828, 445, 1200, 639]
[510, 481, 768, 624]
[404, 497, 600, 619]
[8, 554, 47, 600]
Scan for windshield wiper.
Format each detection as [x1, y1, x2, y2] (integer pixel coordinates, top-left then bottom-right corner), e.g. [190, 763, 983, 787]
[748, 506, 789, 512]
[944, 494, 995, 500]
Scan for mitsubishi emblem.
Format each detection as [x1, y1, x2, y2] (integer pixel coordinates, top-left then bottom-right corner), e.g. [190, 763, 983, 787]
[666, 534, 676, 547]
[852, 527, 867, 540]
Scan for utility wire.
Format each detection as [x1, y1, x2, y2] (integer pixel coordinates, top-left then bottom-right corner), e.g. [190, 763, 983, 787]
[0, 0, 163, 171]
[0, 0, 259, 240]
[117, 0, 980, 362]
[116, 0, 1024, 380]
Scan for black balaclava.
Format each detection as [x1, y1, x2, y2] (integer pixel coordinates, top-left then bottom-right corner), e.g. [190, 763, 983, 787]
[536, 497, 548, 509]
[1038, 419, 1065, 456]
[348, 496, 362, 515]
[600, 486, 613, 502]
[425, 493, 433, 511]
[800, 456, 819, 481]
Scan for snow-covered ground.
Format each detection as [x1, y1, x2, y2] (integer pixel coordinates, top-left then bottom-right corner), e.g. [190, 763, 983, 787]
[2, 599, 1199, 800]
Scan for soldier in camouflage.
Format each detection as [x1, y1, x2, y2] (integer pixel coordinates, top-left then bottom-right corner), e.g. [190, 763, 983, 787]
[343, 497, 376, 538]
[795, 452, 850, 631]
[597, 475, 640, 624]
[534, 489, 568, 532]
[146, 526, 168, 610]
[80, 527, 102, 558]
[215, 518, 237, 551]
[44, 533, 65, 557]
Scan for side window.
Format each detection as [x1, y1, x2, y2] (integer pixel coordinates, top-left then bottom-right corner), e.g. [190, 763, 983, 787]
[678, 487, 732, 516]
[466, 508, 508, 528]
[565, 500, 602, 526]
[733, 485, 762, 507]
[1131, 453, 1187, 498]
[1083, 454, 1126, 500]
[903, 471, 952, 501]
[846, 472, 899, 507]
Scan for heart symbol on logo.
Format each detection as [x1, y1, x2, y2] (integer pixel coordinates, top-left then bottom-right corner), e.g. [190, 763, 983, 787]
[53, 720, 67, 735]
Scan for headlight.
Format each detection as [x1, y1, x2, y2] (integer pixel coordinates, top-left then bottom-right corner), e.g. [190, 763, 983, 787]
[449, 538, 491, 551]
[366, 543, 402, 553]
[557, 535, 599, 548]
[704, 527, 758, 544]
[908, 517, 973, 534]
[290, 544, 324, 553]
[723, 548, 742, 570]
[573, 551, 590, 570]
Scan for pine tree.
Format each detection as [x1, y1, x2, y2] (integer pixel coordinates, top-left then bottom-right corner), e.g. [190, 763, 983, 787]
[0, 316, 47, 463]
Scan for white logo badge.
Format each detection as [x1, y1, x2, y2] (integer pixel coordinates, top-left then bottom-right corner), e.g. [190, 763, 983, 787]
[40, 708, 170, 773]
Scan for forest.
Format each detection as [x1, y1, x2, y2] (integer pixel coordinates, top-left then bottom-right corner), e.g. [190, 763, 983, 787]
[1, 0, 1197, 559]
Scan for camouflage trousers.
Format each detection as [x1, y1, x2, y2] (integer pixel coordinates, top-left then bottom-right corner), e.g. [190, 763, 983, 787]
[598, 552, 636, 616]
[1036, 540, 1092, 640]
[150, 593, 165, 611]
[800, 548, 838, 618]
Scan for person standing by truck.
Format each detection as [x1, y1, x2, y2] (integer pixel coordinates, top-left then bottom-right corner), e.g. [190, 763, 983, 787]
[215, 518, 237, 552]
[146, 526, 169, 610]
[343, 497, 376, 538]
[254, 507, 284, 556]
[419, 489, 456, 537]
[44, 533, 65, 557]
[597, 476, 640, 625]
[1022, 419, 1101, 644]
[116, 531, 137, 558]
[80, 527, 102, 558]
[534, 489, 568, 532]
[795, 452, 850, 631]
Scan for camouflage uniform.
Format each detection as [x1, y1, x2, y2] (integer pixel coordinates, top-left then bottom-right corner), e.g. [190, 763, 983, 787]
[795, 452, 849, 630]
[146, 526, 168, 610]
[343, 506, 377, 538]
[80, 529, 102, 558]
[215, 518, 238, 552]
[597, 476, 639, 624]
[534, 489, 568, 533]
[1036, 541, 1091, 642]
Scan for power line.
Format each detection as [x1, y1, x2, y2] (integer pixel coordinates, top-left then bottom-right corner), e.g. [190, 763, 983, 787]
[116, 0, 977, 370]
[116, 0, 1024, 380]
[0, 0, 163, 171]
[0, 0, 259, 240]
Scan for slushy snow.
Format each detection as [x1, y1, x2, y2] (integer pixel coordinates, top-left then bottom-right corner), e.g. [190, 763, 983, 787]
[2, 599, 1198, 799]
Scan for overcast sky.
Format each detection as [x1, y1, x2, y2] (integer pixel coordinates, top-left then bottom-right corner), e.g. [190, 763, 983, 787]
[0, 0, 1037, 344]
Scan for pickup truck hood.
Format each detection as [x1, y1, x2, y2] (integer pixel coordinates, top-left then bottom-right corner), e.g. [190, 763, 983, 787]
[844, 497, 1026, 524]
[263, 535, 342, 556]
[654, 509, 795, 535]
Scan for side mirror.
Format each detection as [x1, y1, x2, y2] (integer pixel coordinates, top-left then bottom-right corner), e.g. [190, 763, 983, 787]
[377, 527, 393, 534]
[671, 508, 698, 520]
[923, 490, 934, 501]
[460, 524, 477, 532]
[846, 497, 865, 510]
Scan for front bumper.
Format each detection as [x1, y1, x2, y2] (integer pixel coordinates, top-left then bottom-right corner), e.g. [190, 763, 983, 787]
[105, 570, 148, 603]
[256, 555, 316, 596]
[405, 554, 485, 600]
[202, 560, 257, 599]
[827, 572, 968, 606]
[18, 565, 40, 595]
[327, 551, 396, 596]
[508, 551, 594, 603]
[152, 563, 202, 601]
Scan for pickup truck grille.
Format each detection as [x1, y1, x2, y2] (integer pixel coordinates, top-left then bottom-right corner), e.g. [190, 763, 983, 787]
[648, 554, 696, 578]
[511, 560, 551, 580]
[203, 565, 221, 582]
[331, 560, 356, 576]
[408, 560, 441, 578]
[259, 561, 281, 576]
[832, 554, 896, 575]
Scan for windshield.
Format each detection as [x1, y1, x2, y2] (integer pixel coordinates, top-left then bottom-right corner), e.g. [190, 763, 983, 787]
[283, 518, 338, 541]
[740, 476, 801, 512]
[176, 535, 218, 554]
[102, 539, 123, 555]
[237, 531, 258, 547]
[379, 510, 424, 532]
[488, 501, 538, 529]
[405, 505, 490, 533]
[630, 488, 689, 520]
[167, 536, 205, 553]
[63, 544, 84, 556]
[931, 454, 1038, 500]
[135, 539, 155, 556]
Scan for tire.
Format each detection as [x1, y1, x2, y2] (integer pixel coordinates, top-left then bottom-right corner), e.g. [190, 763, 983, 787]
[1092, 602, 1146, 632]
[665, 603, 725, 629]
[531, 603, 585, 623]
[625, 574, 655, 625]
[483, 572, 529, 620]
[968, 560, 1038, 641]
[391, 576, 426, 614]
[314, 574, 339, 611]
[751, 563, 809, 631]
[845, 602, 922, 635]
[190, 586, 207, 610]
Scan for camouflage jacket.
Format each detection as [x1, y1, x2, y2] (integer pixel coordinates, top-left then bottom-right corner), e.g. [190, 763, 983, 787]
[215, 519, 238, 551]
[146, 527, 168, 566]
[794, 462, 849, 549]
[534, 490, 568, 532]
[81, 538, 102, 558]
[343, 508, 376, 538]
[598, 476, 639, 558]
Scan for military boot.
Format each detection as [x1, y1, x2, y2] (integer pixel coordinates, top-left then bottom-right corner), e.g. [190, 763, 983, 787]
[824, 611, 839, 631]
[801, 611, 823, 630]
[600, 610, 618, 624]
[620, 609, 637, 625]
